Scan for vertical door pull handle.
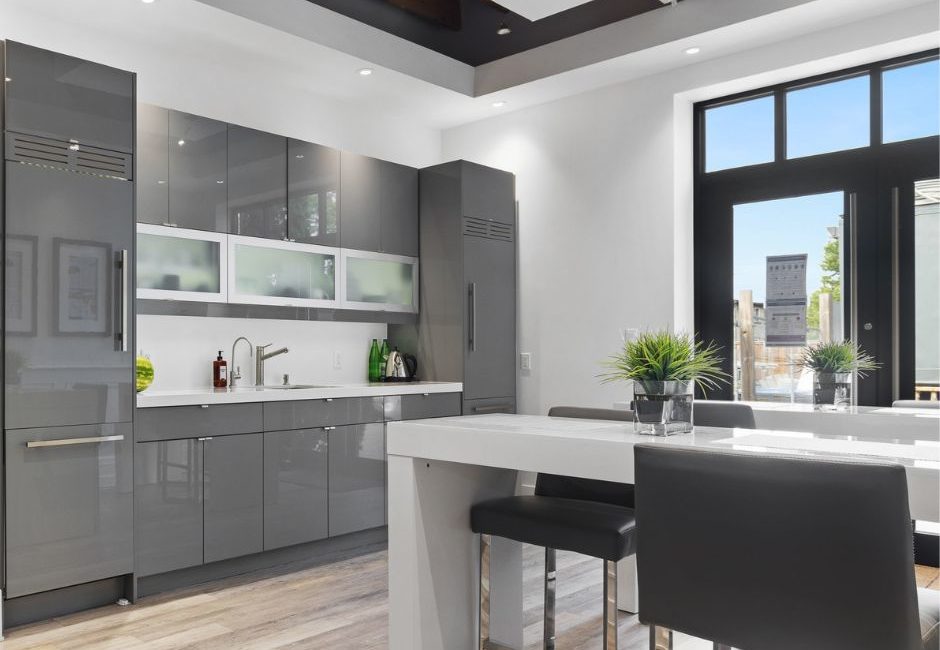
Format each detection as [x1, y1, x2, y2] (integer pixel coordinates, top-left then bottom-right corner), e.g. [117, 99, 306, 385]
[117, 249, 129, 352]
[468, 282, 477, 351]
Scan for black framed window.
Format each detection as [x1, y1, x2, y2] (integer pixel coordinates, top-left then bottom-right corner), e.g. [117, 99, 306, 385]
[694, 50, 939, 407]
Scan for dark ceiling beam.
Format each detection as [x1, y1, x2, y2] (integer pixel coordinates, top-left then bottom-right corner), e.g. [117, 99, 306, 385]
[387, 0, 462, 30]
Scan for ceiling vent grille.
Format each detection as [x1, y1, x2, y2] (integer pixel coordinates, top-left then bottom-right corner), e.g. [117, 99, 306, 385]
[463, 217, 514, 242]
[5, 132, 133, 180]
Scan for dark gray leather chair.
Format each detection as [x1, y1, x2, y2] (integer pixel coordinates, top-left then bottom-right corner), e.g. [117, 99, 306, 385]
[634, 444, 940, 650]
[692, 401, 756, 429]
[470, 406, 637, 649]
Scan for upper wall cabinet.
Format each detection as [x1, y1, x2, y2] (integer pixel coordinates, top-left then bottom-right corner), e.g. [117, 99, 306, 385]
[461, 161, 515, 225]
[340, 153, 418, 257]
[228, 235, 337, 308]
[4, 41, 134, 152]
[288, 139, 341, 247]
[228, 126, 287, 240]
[137, 104, 169, 226]
[168, 111, 228, 232]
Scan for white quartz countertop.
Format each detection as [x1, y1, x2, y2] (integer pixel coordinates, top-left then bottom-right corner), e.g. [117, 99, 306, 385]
[386, 414, 940, 521]
[137, 381, 463, 408]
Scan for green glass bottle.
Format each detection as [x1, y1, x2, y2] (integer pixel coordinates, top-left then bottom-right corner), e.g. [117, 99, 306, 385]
[380, 339, 391, 376]
[368, 339, 381, 382]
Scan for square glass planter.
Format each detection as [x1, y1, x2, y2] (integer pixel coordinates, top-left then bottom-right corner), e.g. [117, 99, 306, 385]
[633, 380, 694, 436]
[813, 372, 853, 410]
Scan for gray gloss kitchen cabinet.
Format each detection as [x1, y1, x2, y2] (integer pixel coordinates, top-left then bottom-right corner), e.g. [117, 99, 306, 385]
[392, 161, 516, 414]
[5, 424, 134, 597]
[288, 139, 341, 246]
[135, 438, 204, 576]
[340, 153, 418, 255]
[328, 423, 386, 536]
[168, 110, 227, 231]
[228, 125, 287, 240]
[204, 433, 264, 563]
[137, 103, 170, 225]
[4, 41, 134, 152]
[264, 429, 329, 550]
[340, 152, 382, 252]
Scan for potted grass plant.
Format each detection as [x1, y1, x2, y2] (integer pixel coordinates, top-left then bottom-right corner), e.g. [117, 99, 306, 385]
[800, 340, 878, 410]
[601, 331, 729, 436]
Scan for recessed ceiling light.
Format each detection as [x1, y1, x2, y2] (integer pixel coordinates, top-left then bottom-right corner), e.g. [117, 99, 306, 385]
[497, 23, 511, 36]
[177, 139, 185, 146]
[141, 0, 156, 4]
[684, 47, 701, 55]
[491, 100, 507, 108]
[358, 68, 374, 76]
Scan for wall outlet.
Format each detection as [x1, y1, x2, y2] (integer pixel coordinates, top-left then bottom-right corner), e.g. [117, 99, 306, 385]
[520, 352, 532, 371]
[620, 328, 640, 342]
[333, 351, 342, 369]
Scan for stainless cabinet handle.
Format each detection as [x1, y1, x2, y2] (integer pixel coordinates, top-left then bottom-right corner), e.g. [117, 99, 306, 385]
[161, 222, 178, 228]
[323, 426, 336, 431]
[27, 434, 124, 448]
[422, 393, 430, 397]
[848, 192, 859, 402]
[468, 282, 477, 351]
[472, 404, 511, 414]
[197, 437, 213, 442]
[117, 249, 129, 352]
[325, 398, 333, 403]
[200, 405, 209, 409]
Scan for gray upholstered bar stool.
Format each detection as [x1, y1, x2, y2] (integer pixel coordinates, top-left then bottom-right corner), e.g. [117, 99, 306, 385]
[471, 406, 637, 650]
[633, 444, 940, 650]
[692, 401, 756, 429]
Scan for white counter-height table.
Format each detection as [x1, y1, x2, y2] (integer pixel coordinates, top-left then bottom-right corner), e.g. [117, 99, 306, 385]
[387, 414, 940, 650]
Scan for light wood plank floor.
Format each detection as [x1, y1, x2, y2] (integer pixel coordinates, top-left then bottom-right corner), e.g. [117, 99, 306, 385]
[1, 545, 937, 650]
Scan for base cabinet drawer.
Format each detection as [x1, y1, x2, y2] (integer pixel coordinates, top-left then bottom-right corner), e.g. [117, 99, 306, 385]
[135, 439, 204, 576]
[264, 397, 385, 431]
[399, 392, 462, 420]
[204, 434, 264, 563]
[6, 424, 134, 597]
[328, 423, 386, 537]
[264, 429, 329, 550]
[136, 403, 263, 442]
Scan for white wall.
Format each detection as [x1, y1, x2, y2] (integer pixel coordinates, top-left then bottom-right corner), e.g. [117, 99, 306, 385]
[137, 316, 385, 390]
[441, 3, 938, 415]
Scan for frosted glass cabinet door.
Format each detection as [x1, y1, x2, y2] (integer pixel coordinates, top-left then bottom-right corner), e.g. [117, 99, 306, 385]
[136, 224, 227, 302]
[341, 250, 418, 312]
[228, 235, 338, 307]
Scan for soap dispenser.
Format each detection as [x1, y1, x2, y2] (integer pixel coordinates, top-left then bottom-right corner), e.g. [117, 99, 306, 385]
[213, 351, 228, 388]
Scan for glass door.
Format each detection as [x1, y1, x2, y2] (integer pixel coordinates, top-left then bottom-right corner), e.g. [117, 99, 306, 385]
[732, 192, 846, 403]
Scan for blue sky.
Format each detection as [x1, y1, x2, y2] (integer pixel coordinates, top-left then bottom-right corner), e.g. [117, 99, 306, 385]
[709, 58, 939, 304]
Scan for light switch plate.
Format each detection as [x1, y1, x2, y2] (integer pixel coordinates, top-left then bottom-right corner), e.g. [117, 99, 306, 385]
[333, 351, 342, 369]
[520, 352, 532, 371]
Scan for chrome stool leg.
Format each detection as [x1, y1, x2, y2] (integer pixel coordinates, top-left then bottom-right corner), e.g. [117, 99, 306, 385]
[544, 548, 556, 650]
[649, 625, 673, 650]
[479, 534, 491, 650]
[603, 560, 618, 650]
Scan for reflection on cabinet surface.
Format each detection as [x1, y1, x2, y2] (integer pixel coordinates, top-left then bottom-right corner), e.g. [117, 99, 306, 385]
[264, 429, 329, 550]
[137, 104, 170, 226]
[6, 424, 134, 597]
[328, 423, 386, 537]
[288, 139, 341, 246]
[4, 41, 134, 152]
[228, 125, 287, 240]
[168, 111, 227, 232]
[135, 438, 204, 576]
[204, 433, 264, 563]
[340, 153, 418, 256]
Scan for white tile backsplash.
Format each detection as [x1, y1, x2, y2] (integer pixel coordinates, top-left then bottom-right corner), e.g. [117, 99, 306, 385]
[137, 315, 386, 391]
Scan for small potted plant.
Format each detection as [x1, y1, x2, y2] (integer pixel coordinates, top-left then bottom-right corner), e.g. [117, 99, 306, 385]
[800, 340, 877, 410]
[601, 331, 729, 435]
